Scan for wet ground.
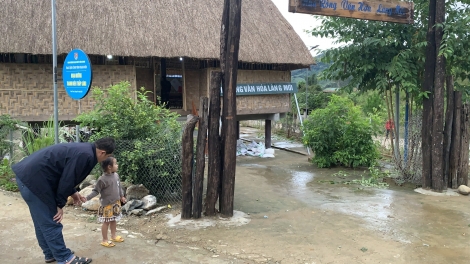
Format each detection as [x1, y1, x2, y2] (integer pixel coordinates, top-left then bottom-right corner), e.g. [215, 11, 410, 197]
[225, 151, 470, 263]
[1, 127, 470, 263]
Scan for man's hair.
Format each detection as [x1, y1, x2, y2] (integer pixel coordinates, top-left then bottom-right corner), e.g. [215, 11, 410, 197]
[94, 137, 115, 154]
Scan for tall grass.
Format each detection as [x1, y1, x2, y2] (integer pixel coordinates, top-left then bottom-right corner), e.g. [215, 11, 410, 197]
[22, 118, 57, 155]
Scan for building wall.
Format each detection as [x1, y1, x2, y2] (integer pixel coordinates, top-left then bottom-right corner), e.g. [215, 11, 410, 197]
[201, 68, 291, 115]
[0, 63, 136, 121]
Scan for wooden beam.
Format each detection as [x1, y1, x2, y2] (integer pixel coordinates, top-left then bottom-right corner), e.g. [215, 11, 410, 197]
[193, 97, 209, 219]
[205, 71, 222, 216]
[181, 116, 198, 219]
[288, 0, 414, 24]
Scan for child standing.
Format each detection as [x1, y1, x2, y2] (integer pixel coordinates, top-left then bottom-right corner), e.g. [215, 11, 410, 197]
[86, 157, 127, 247]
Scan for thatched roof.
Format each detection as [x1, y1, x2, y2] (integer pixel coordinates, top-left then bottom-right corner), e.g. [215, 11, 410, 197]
[0, 0, 314, 66]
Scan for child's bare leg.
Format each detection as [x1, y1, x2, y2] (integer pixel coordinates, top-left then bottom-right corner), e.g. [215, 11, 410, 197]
[110, 220, 117, 239]
[101, 222, 110, 242]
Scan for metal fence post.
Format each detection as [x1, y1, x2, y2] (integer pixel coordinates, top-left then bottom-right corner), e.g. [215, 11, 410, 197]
[9, 129, 13, 161]
[75, 125, 80, 142]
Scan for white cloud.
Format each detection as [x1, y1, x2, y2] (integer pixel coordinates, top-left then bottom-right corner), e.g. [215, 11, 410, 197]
[271, 0, 338, 56]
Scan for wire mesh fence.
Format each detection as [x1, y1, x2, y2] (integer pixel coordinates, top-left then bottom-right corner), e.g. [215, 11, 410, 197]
[112, 137, 183, 205]
[390, 111, 423, 185]
[1, 124, 184, 205]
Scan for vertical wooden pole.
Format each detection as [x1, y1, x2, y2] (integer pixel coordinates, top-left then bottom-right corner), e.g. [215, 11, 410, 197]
[430, 0, 446, 191]
[421, 0, 437, 189]
[265, 119, 271, 149]
[219, 0, 230, 214]
[443, 76, 454, 188]
[449, 91, 462, 189]
[193, 97, 209, 218]
[220, 0, 242, 217]
[181, 116, 198, 219]
[160, 58, 167, 79]
[236, 121, 240, 140]
[205, 71, 222, 216]
[182, 58, 187, 111]
[458, 103, 470, 186]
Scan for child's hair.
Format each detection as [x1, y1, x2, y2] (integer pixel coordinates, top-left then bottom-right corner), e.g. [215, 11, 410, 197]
[101, 156, 115, 173]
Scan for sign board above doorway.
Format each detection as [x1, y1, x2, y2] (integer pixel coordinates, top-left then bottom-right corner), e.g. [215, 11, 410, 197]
[221, 82, 298, 96]
[62, 49, 93, 100]
[288, 0, 414, 24]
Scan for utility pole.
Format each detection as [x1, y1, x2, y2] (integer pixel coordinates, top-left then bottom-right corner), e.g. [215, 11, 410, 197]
[51, 0, 59, 144]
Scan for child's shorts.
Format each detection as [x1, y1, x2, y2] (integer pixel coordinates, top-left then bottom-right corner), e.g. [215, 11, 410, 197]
[97, 200, 122, 223]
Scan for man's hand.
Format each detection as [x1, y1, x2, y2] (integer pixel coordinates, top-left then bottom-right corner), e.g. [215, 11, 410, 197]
[53, 207, 64, 223]
[79, 193, 87, 203]
[71, 192, 86, 206]
[120, 196, 127, 204]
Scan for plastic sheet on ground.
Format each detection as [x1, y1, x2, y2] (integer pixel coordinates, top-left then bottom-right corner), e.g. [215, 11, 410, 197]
[237, 140, 274, 158]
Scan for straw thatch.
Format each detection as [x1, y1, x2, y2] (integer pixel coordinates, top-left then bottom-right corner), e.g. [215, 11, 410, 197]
[0, 0, 314, 66]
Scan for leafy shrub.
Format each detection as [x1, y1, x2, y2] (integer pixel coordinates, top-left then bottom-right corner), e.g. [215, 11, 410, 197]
[0, 158, 18, 191]
[0, 114, 19, 158]
[303, 95, 380, 168]
[75, 82, 182, 199]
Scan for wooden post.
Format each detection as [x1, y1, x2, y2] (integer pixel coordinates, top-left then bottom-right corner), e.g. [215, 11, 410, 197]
[443, 75, 454, 188]
[430, 0, 446, 191]
[218, 0, 229, 213]
[193, 97, 209, 219]
[181, 116, 198, 219]
[458, 103, 470, 186]
[205, 71, 222, 216]
[220, 0, 242, 217]
[236, 121, 240, 140]
[265, 119, 271, 149]
[449, 91, 462, 189]
[160, 58, 167, 79]
[421, 0, 437, 189]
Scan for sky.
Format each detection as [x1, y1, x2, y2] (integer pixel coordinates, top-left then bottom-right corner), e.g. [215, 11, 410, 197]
[271, 0, 337, 56]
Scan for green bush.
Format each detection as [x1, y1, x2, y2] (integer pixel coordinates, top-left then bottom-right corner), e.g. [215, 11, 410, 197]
[303, 95, 380, 168]
[75, 82, 182, 199]
[0, 114, 18, 158]
[0, 158, 18, 192]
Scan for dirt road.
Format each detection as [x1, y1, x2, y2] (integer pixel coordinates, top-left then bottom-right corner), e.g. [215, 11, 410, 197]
[0, 190, 248, 264]
[1, 147, 470, 263]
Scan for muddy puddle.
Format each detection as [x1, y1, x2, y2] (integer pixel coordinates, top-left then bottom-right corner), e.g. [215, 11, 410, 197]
[237, 151, 470, 249]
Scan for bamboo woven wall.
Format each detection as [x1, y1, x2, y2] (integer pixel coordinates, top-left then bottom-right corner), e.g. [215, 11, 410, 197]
[0, 63, 136, 121]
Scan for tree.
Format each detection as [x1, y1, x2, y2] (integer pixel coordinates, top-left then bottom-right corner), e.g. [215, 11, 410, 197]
[303, 95, 380, 168]
[308, 0, 470, 190]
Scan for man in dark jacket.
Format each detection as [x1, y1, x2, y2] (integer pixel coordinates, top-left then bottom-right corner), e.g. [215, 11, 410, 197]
[12, 137, 115, 264]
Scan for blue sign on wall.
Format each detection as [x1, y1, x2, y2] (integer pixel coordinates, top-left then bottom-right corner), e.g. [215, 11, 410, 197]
[62, 49, 93, 100]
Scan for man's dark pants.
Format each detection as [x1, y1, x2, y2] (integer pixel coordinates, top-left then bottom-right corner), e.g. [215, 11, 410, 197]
[16, 177, 73, 263]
